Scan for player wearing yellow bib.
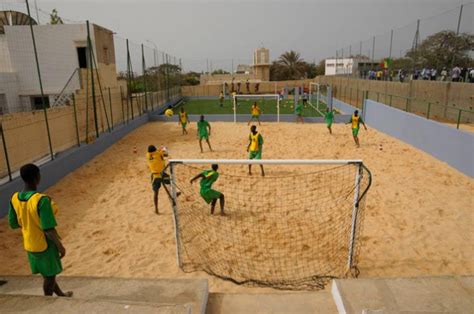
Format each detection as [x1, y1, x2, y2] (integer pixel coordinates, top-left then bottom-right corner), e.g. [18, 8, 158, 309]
[8, 164, 73, 297]
[219, 91, 224, 107]
[190, 164, 225, 215]
[346, 110, 367, 147]
[248, 102, 262, 126]
[247, 125, 265, 176]
[147, 145, 171, 214]
[178, 107, 188, 135]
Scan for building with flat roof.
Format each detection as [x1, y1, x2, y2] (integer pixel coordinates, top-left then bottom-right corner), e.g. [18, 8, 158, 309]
[325, 58, 379, 76]
[0, 12, 118, 114]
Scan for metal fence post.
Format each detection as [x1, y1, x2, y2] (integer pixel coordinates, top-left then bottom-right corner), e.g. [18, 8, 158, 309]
[389, 94, 393, 107]
[108, 87, 114, 130]
[120, 86, 126, 125]
[87, 21, 99, 139]
[141, 44, 149, 112]
[405, 98, 409, 112]
[376, 92, 380, 102]
[126, 39, 134, 120]
[71, 94, 80, 146]
[457, 109, 462, 129]
[426, 102, 431, 119]
[0, 122, 12, 181]
[26, 0, 54, 160]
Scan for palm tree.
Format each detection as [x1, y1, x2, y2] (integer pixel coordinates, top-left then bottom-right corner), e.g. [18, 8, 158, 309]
[277, 51, 307, 80]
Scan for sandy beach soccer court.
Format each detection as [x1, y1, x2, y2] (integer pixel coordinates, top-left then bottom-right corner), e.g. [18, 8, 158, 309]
[0, 122, 472, 293]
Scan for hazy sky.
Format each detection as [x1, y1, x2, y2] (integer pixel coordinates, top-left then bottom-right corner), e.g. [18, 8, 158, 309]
[5, 0, 472, 71]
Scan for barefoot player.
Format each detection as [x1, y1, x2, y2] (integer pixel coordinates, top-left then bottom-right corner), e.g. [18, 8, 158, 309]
[295, 100, 304, 123]
[190, 164, 225, 215]
[8, 164, 73, 297]
[178, 107, 189, 135]
[248, 102, 261, 126]
[247, 125, 265, 176]
[146, 145, 171, 214]
[197, 115, 213, 153]
[346, 110, 367, 147]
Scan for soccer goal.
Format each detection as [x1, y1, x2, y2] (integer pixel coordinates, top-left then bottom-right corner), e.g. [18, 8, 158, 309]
[166, 159, 372, 290]
[308, 82, 325, 116]
[232, 94, 281, 123]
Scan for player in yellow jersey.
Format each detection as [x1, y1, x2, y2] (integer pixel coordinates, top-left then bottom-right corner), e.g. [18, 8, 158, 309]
[8, 164, 73, 297]
[178, 107, 189, 135]
[346, 110, 367, 147]
[247, 125, 265, 176]
[248, 102, 262, 126]
[219, 91, 224, 107]
[146, 145, 171, 214]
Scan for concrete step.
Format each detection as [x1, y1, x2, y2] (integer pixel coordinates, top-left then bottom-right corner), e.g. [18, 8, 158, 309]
[331, 276, 474, 314]
[0, 275, 208, 314]
[0, 294, 190, 314]
[206, 291, 337, 314]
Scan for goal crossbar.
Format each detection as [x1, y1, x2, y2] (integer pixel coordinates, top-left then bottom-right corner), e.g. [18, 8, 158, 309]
[169, 159, 362, 165]
[233, 94, 280, 98]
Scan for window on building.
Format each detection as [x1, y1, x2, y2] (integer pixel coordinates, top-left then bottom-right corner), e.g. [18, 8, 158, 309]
[326, 64, 335, 67]
[77, 47, 88, 68]
[31, 96, 50, 110]
[103, 47, 109, 65]
[0, 94, 7, 115]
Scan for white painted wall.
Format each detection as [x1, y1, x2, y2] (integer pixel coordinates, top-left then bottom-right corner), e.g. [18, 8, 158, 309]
[0, 73, 20, 113]
[325, 58, 355, 76]
[0, 35, 14, 73]
[4, 24, 92, 95]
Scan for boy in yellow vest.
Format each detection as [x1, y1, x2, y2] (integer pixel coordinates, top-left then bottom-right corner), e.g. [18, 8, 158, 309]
[219, 91, 224, 107]
[347, 110, 367, 147]
[147, 145, 171, 214]
[247, 125, 265, 176]
[178, 107, 189, 135]
[8, 164, 72, 297]
[248, 102, 261, 126]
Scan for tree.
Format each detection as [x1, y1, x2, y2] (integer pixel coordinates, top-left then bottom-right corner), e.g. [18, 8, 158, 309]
[277, 51, 307, 80]
[211, 69, 230, 75]
[405, 30, 473, 69]
[49, 9, 64, 25]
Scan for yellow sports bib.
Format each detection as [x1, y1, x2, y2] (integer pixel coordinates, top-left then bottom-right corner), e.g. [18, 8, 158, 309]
[147, 151, 165, 179]
[249, 132, 260, 152]
[11, 192, 57, 252]
[179, 112, 187, 123]
[351, 115, 360, 129]
[251, 106, 260, 115]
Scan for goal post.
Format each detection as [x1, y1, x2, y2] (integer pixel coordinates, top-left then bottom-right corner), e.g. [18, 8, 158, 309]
[232, 94, 281, 123]
[167, 159, 372, 290]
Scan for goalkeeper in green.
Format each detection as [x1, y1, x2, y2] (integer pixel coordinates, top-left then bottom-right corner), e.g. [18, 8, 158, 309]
[190, 164, 225, 215]
[324, 108, 336, 134]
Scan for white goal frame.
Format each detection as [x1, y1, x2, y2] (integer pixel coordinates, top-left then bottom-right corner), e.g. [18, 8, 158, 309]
[309, 82, 324, 116]
[167, 159, 371, 273]
[232, 94, 281, 123]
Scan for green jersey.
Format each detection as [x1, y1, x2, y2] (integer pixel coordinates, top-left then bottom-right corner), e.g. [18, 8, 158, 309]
[295, 103, 303, 114]
[325, 111, 334, 122]
[200, 170, 219, 192]
[197, 120, 210, 137]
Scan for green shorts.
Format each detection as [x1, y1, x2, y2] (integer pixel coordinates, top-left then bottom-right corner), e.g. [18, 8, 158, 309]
[27, 238, 62, 277]
[199, 134, 209, 140]
[200, 189, 222, 204]
[181, 122, 187, 129]
[251, 115, 260, 120]
[352, 128, 359, 136]
[152, 174, 170, 192]
[326, 120, 333, 127]
[296, 112, 303, 117]
[249, 150, 262, 160]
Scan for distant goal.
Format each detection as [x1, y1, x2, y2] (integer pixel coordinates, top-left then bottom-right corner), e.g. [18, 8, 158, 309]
[166, 159, 372, 290]
[232, 94, 281, 123]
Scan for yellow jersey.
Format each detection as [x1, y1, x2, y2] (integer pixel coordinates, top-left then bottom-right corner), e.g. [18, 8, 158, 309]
[249, 132, 261, 152]
[10, 192, 59, 252]
[251, 106, 260, 116]
[179, 112, 187, 123]
[351, 115, 360, 129]
[147, 151, 166, 179]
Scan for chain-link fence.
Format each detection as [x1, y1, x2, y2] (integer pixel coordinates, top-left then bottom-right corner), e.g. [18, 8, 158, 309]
[0, 0, 182, 181]
[333, 2, 473, 82]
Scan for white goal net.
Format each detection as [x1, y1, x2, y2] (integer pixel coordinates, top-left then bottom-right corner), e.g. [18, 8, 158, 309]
[165, 159, 372, 290]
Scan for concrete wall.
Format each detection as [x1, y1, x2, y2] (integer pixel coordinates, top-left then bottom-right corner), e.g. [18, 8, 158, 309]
[0, 73, 19, 113]
[364, 99, 474, 177]
[0, 35, 13, 72]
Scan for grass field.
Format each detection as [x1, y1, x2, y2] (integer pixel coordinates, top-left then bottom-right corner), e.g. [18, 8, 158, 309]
[173, 98, 327, 117]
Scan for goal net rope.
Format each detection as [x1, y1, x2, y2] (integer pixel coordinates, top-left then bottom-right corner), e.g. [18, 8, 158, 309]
[232, 94, 281, 122]
[167, 159, 372, 290]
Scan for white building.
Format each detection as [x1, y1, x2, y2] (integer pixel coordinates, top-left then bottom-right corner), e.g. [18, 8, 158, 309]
[0, 13, 117, 114]
[325, 58, 379, 76]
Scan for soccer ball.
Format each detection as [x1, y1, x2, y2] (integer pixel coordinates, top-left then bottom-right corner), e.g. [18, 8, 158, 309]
[165, 109, 173, 117]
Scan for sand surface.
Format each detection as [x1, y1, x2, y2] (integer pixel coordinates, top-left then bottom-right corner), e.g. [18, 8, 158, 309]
[0, 122, 472, 293]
